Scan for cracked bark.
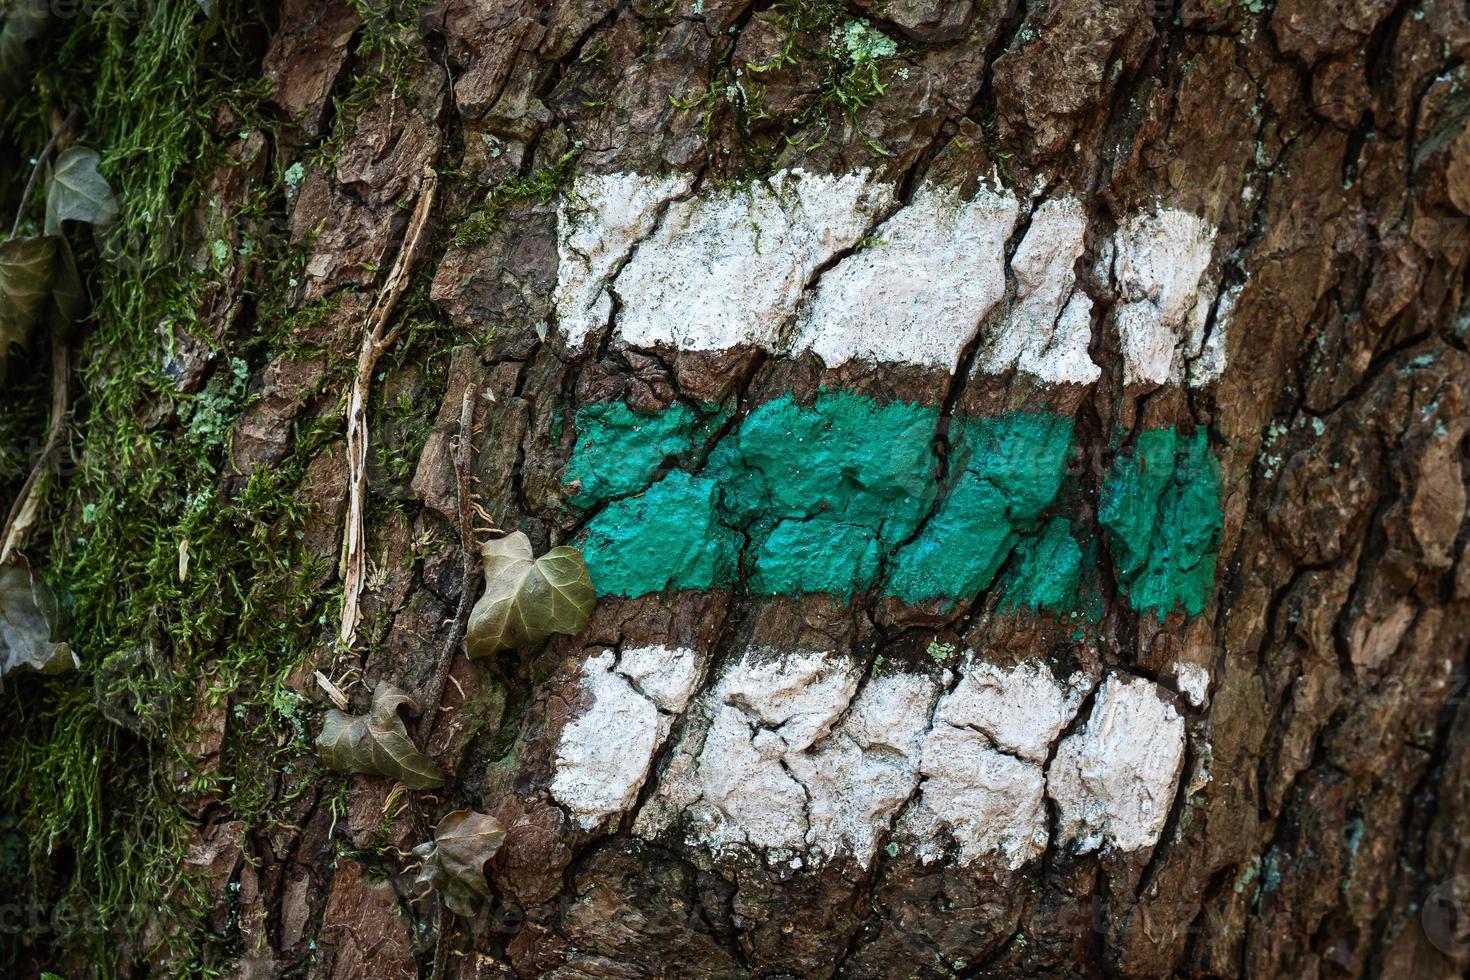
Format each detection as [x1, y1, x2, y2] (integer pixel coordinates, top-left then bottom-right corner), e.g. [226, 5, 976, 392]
[7, 1, 1470, 978]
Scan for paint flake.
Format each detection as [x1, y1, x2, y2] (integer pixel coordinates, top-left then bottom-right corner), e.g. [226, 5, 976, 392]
[935, 660, 1092, 762]
[897, 724, 1049, 868]
[551, 647, 700, 830]
[1109, 209, 1221, 386]
[554, 172, 694, 350]
[981, 196, 1099, 384]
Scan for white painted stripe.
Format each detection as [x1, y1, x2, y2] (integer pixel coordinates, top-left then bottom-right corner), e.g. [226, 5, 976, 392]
[611, 170, 893, 353]
[553, 171, 1239, 386]
[979, 196, 1100, 384]
[790, 184, 1018, 372]
[552, 648, 1191, 867]
[1103, 208, 1229, 387]
[1049, 673, 1186, 853]
[550, 646, 699, 830]
[554, 172, 694, 351]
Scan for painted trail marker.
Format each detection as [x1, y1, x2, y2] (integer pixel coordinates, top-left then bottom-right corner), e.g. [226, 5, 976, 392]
[551, 648, 1189, 867]
[554, 169, 1236, 387]
[568, 391, 1223, 620]
[548, 171, 1227, 870]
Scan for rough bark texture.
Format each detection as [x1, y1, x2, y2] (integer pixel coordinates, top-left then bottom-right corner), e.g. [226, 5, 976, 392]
[3, 1, 1470, 979]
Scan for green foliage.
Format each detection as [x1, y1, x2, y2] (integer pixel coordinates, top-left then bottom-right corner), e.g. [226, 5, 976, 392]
[0, 236, 54, 369]
[0, 1, 349, 973]
[43, 146, 118, 235]
[450, 148, 578, 248]
[0, 0, 51, 103]
[670, 0, 905, 170]
[676, 0, 902, 166]
[316, 683, 445, 789]
[466, 532, 596, 658]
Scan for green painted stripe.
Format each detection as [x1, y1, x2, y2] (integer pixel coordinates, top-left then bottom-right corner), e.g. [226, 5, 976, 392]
[569, 391, 1221, 618]
[1098, 427, 1223, 617]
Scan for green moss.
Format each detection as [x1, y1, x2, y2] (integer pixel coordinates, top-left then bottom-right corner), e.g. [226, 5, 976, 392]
[450, 148, 578, 248]
[0, 2, 374, 973]
[667, 0, 903, 174]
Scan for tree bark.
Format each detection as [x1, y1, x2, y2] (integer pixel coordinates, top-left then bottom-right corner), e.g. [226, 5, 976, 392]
[4, 1, 1470, 978]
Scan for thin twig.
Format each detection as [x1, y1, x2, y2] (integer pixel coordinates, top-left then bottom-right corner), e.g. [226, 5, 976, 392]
[429, 905, 451, 980]
[11, 107, 80, 239]
[417, 386, 482, 747]
[1, 334, 69, 564]
[339, 166, 439, 648]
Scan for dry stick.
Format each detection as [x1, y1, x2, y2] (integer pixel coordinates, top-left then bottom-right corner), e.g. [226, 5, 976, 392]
[1, 334, 69, 564]
[423, 390, 488, 980]
[11, 106, 80, 239]
[338, 166, 439, 648]
[429, 904, 452, 980]
[417, 386, 482, 747]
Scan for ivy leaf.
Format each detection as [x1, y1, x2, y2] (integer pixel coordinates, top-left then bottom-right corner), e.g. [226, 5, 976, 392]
[47, 234, 86, 337]
[412, 809, 506, 917]
[315, 682, 445, 789]
[0, 3, 51, 102]
[465, 532, 596, 658]
[0, 236, 56, 372]
[44, 146, 118, 235]
[0, 562, 77, 681]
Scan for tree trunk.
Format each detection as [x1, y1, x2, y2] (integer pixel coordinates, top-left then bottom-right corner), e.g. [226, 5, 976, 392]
[3, 1, 1470, 978]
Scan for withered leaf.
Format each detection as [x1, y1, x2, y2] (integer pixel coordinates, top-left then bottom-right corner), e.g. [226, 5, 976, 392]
[0, 561, 76, 681]
[315, 682, 444, 789]
[465, 531, 595, 658]
[47, 234, 87, 337]
[412, 809, 506, 917]
[44, 146, 119, 235]
[0, 2, 51, 102]
[0, 236, 56, 372]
